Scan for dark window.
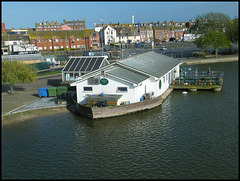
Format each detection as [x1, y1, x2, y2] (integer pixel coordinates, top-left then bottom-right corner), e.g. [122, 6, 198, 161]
[83, 87, 92, 91]
[117, 87, 127, 92]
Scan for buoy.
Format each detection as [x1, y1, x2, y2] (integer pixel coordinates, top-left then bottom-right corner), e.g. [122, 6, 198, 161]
[182, 91, 188, 94]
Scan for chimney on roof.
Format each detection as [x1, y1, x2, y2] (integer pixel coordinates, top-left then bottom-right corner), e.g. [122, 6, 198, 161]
[63, 19, 65, 24]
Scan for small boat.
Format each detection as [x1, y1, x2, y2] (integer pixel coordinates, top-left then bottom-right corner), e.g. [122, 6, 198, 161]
[182, 91, 188, 94]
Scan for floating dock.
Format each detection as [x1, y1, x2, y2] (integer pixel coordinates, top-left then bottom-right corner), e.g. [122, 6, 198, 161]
[170, 66, 223, 91]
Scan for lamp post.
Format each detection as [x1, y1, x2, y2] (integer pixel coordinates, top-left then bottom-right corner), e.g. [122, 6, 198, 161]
[99, 19, 104, 56]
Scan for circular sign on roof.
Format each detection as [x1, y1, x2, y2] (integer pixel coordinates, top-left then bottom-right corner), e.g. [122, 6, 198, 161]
[100, 78, 109, 85]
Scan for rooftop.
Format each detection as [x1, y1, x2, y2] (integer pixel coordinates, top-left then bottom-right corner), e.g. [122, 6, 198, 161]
[28, 30, 94, 39]
[118, 51, 181, 78]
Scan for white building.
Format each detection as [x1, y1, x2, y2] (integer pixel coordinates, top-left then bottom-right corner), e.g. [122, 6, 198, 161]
[116, 31, 141, 43]
[94, 23, 103, 32]
[99, 25, 117, 45]
[183, 33, 201, 42]
[70, 51, 181, 105]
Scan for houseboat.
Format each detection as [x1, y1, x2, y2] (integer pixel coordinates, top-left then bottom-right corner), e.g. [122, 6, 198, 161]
[70, 51, 182, 119]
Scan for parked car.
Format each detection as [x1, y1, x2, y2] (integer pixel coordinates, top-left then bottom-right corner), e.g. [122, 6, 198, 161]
[135, 43, 145, 48]
[160, 46, 167, 51]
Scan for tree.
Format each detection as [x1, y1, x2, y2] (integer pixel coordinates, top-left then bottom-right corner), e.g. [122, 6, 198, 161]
[193, 12, 230, 34]
[19, 35, 31, 53]
[225, 17, 239, 52]
[195, 31, 231, 57]
[2, 60, 37, 94]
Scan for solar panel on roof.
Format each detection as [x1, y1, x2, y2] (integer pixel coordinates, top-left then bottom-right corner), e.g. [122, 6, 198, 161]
[74, 57, 86, 71]
[86, 58, 97, 71]
[69, 58, 80, 71]
[63, 58, 75, 71]
[92, 57, 104, 71]
[80, 57, 92, 71]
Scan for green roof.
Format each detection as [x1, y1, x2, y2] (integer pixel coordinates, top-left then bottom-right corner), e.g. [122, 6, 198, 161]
[28, 30, 94, 39]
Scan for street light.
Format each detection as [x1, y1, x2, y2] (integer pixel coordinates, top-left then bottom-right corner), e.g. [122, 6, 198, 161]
[99, 19, 104, 56]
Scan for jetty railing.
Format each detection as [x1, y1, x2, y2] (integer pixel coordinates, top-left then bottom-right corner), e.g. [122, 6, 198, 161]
[170, 67, 224, 91]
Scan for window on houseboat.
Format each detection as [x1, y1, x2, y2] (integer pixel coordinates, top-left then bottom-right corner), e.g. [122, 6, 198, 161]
[117, 87, 128, 92]
[83, 87, 92, 91]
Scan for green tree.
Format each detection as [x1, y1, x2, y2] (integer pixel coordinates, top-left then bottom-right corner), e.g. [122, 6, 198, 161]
[193, 12, 230, 34]
[225, 17, 239, 52]
[2, 60, 37, 94]
[195, 31, 231, 57]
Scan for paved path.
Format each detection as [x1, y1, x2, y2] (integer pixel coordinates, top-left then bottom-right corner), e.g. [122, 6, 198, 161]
[2, 74, 63, 116]
[4, 97, 66, 116]
[179, 54, 238, 65]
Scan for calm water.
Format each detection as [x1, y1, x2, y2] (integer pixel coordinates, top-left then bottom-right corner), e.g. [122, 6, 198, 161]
[2, 62, 238, 179]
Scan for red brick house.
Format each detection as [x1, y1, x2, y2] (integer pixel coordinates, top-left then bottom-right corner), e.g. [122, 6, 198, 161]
[154, 28, 171, 42]
[28, 30, 100, 51]
[153, 27, 183, 42]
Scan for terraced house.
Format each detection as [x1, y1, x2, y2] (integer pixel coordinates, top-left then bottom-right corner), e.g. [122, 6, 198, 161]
[28, 30, 100, 51]
[35, 19, 85, 31]
[153, 27, 184, 42]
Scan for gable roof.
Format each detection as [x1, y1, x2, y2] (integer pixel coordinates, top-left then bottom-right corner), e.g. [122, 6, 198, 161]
[106, 65, 148, 84]
[70, 51, 181, 86]
[118, 51, 181, 78]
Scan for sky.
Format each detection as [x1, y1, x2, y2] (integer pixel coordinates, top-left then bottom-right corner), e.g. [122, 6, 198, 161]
[2, 1, 239, 29]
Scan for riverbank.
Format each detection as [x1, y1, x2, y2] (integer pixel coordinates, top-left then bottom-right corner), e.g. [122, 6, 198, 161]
[2, 54, 238, 125]
[2, 106, 70, 126]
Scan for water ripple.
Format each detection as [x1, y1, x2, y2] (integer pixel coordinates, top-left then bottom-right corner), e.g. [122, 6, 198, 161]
[2, 62, 238, 179]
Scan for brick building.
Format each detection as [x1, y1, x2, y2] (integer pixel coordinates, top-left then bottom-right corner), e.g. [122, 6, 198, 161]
[35, 19, 85, 31]
[63, 19, 85, 30]
[139, 27, 154, 42]
[1, 23, 6, 33]
[28, 30, 100, 51]
[153, 27, 183, 42]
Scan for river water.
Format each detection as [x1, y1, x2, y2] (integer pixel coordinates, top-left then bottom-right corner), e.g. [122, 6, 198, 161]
[2, 62, 238, 179]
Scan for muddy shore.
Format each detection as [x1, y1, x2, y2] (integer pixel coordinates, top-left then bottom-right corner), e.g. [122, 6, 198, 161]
[2, 107, 71, 126]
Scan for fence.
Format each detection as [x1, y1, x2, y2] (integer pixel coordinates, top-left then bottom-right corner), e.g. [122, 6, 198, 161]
[1, 54, 45, 62]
